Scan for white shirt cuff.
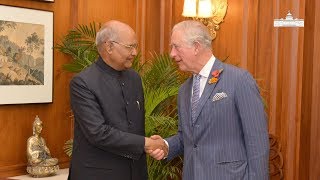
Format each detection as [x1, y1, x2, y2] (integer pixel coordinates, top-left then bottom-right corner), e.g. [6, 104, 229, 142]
[163, 139, 169, 159]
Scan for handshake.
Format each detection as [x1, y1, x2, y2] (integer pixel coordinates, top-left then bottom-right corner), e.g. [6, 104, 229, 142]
[144, 135, 168, 160]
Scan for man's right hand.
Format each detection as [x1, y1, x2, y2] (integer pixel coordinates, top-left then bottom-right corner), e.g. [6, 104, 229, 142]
[144, 135, 168, 160]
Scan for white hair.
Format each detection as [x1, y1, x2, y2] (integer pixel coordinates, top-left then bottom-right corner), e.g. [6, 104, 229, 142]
[95, 25, 119, 51]
[172, 20, 213, 48]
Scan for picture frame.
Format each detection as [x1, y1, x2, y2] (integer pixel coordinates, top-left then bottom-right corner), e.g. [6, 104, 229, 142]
[0, 5, 53, 105]
[35, 0, 54, 2]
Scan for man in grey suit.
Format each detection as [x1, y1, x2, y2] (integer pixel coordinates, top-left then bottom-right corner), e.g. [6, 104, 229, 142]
[149, 20, 269, 180]
[68, 20, 166, 180]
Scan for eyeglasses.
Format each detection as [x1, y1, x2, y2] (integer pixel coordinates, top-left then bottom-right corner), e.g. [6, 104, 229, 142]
[110, 41, 138, 52]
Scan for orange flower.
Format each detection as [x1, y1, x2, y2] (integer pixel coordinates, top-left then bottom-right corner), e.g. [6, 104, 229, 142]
[208, 69, 223, 84]
[209, 77, 218, 84]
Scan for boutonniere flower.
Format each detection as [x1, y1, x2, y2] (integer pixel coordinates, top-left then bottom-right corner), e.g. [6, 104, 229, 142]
[208, 69, 224, 84]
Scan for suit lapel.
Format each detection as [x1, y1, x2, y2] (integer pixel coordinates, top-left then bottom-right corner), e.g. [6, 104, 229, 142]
[193, 59, 224, 123]
[183, 78, 193, 126]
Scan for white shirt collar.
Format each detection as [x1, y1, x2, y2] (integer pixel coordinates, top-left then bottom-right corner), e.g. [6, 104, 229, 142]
[198, 55, 215, 78]
[192, 55, 215, 97]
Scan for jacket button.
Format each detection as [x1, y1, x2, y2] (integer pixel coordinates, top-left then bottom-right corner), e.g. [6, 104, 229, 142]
[193, 144, 197, 148]
[122, 82, 125, 86]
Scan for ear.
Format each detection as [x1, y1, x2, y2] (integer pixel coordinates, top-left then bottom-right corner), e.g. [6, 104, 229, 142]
[106, 42, 113, 54]
[193, 41, 201, 55]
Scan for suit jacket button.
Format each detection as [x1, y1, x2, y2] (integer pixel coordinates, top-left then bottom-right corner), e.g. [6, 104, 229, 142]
[193, 144, 197, 148]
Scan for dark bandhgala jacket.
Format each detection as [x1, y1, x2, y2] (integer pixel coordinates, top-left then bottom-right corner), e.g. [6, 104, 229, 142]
[68, 57, 147, 180]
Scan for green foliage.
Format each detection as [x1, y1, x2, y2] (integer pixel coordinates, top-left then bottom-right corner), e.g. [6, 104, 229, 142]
[134, 53, 183, 180]
[133, 53, 182, 117]
[147, 155, 182, 180]
[63, 139, 73, 157]
[55, 22, 100, 72]
[57, 23, 185, 179]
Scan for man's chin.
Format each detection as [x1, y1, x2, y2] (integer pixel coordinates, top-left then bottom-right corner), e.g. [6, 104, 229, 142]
[124, 62, 133, 69]
[177, 65, 185, 71]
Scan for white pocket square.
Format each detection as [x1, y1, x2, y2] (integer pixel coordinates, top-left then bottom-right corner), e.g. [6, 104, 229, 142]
[212, 92, 228, 102]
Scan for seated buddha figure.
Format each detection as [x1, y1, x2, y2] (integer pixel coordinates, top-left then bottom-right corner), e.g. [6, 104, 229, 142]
[26, 115, 59, 177]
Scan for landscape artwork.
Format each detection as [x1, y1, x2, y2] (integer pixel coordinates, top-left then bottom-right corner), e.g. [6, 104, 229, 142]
[0, 20, 45, 85]
[0, 5, 53, 104]
[37, 0, 54, 2]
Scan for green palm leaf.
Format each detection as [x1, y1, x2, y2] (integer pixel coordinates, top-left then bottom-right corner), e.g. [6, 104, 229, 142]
[132, 53, 184, 117]
[56, 22, 100, 73]
[63, 139, 73, 157]
[145, 115, 182, 180]
[145, 115, 178, 137]
[142, 53, 181, 89]
[144, 86, 179, 116]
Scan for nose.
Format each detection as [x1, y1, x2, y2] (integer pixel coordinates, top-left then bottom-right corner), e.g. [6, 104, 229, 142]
[170, 48, 177, 59]
[131, 48, 138, 56]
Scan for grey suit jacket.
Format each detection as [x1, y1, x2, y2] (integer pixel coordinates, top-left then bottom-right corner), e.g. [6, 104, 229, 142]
[166, 59, 269, 180]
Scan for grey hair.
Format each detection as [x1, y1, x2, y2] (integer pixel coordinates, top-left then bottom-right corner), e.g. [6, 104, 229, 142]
[95, 25, 119, 50]
[172, 20, 213, 48]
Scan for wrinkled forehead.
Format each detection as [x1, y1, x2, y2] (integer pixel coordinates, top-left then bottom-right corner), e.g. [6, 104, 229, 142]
[170, 30, 186, 44]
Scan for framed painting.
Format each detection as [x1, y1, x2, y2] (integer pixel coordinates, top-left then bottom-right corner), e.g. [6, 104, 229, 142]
[0, 5, 53, 104]
[35, 0, 54, 2]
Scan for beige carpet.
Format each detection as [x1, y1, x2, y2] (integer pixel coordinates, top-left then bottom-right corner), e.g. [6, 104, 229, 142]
[11, 168, 68, 180]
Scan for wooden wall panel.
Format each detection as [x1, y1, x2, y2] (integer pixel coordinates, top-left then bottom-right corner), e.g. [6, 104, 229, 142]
[75, 0, 137, 26]
[0, 0, 73, 177]
[308, 1, 320, 177]
[271, 0, 305, 179]
[300, 0, 320, 179]
[69, 0, 161, 60]
[136, 0, 162, 60]
[160, 0, 172, 53]
[211, 0, 245, 65]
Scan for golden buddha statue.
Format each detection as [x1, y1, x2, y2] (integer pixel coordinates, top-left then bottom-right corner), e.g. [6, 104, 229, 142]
[26, 115, 59, 177]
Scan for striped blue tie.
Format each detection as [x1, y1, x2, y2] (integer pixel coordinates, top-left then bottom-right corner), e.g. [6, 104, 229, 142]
[191, 74, 201, 121]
